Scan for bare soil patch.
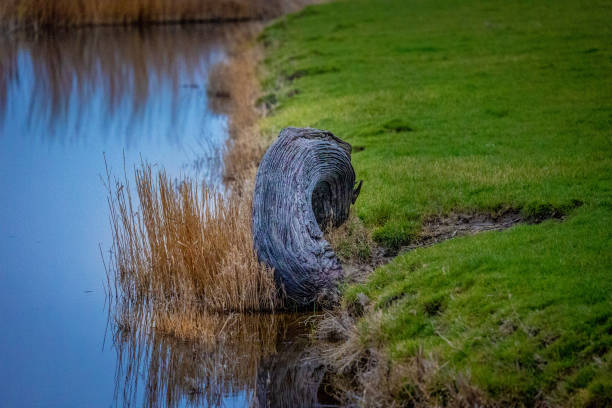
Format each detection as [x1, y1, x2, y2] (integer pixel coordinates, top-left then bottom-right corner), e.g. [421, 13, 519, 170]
[340, 210, 532, 285]
[410, 210, 524, 249]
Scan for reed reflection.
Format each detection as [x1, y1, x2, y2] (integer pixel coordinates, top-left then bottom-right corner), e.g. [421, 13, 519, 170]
[0, 23, 256, 147]
[111, 312, 327, 407]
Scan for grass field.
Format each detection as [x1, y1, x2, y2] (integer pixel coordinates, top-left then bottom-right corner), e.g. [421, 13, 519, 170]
[260, 0, 612, 405]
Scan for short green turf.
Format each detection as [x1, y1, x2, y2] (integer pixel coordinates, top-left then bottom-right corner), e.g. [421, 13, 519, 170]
[260, 0, 612, 405]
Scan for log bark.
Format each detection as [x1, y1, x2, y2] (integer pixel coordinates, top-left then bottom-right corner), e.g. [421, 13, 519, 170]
[252, 127, 361, 307]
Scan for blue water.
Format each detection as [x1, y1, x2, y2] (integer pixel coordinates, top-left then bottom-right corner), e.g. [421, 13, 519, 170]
[0, 25, 329, 408]
[0, 25, 231, 407]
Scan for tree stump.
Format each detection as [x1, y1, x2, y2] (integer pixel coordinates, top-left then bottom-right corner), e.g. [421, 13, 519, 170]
[252, 127, 361, 307]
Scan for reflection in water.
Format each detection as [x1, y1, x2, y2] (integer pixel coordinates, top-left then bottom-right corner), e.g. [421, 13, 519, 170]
[0, 24, 253, 150]
[112, 313, 327, 407]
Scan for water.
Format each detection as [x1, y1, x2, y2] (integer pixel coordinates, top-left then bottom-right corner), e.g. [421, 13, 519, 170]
[0, 24, 326, 407]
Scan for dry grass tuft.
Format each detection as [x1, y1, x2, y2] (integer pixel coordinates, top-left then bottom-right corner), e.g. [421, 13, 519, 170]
[103, 8, 313, 341]
[325, 211, 374, 264]
[315, 310, 490, 408]
[104, 159, 280, 340]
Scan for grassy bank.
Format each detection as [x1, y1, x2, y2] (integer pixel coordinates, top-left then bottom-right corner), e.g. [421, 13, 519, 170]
[260, 0, 612, 405]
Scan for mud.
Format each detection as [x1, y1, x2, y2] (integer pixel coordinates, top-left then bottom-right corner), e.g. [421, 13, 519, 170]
[342, 210, 528, 284]
[410, 210, 524, 249]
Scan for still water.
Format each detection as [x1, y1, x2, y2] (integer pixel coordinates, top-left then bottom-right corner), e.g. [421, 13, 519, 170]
[0, 25, 324, 407]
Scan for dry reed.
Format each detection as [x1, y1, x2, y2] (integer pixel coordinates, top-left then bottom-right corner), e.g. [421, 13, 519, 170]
[0, 0, 299, 30]
[207, 34, 267, 185]
[0, 23, 254, 144]
[104, 159, 327, 407]
[101, 5, 317, 341]
[104, 159, 280, 341]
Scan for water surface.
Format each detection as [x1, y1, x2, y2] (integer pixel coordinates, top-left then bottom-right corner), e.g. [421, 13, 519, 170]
[0, 24, 242, 407]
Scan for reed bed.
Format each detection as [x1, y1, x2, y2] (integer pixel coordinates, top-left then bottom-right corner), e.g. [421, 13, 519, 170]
[0, 23, 244, 143]
[104, 160, 280, 340]
[207, 35, 268, 185]
[100, 13, 301, 343]
[0, 0, 297, 30]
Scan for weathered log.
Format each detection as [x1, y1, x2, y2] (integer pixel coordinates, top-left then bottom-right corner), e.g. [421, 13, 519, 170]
[252, 127, 361, 307]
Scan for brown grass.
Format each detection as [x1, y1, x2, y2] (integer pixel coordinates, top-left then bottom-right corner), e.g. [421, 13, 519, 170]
[207, 33, 267, 185]
[0, 0, 303, 30]
[0, 23, 258, 144]
[314, 310, 491, 407]
[325, 211, 374, 264]
[104, 158, 281, 341]
[102, 2, 317, 343]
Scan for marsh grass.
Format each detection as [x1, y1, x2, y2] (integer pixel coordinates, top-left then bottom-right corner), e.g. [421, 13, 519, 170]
[0, 0, 300, 30]
[104, 159, 280, 340]
[207, 35, 267, 185]
[102, 17, 287, 342]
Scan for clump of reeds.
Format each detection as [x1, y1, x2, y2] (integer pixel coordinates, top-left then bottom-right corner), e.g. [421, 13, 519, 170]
[104, 159, 280, 340]
[0, 0, 297, 30]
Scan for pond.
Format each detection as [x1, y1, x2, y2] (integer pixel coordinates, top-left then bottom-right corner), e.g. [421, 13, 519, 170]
[0, 24, 330, 407]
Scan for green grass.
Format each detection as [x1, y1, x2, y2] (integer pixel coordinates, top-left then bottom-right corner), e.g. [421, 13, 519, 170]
[344, 211, 612, 405]
[260, 0, 612, 405]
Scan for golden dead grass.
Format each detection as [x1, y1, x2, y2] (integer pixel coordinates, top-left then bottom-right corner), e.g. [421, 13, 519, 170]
[325, 212, 374, 264]
[101, 0, 319, 347]
[1, 0, 296, 29]
[0, 23, 260, 145]
[104, 159, 280, 340]
[207, 33, 267, 185]
[101, 14, 313, 342]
